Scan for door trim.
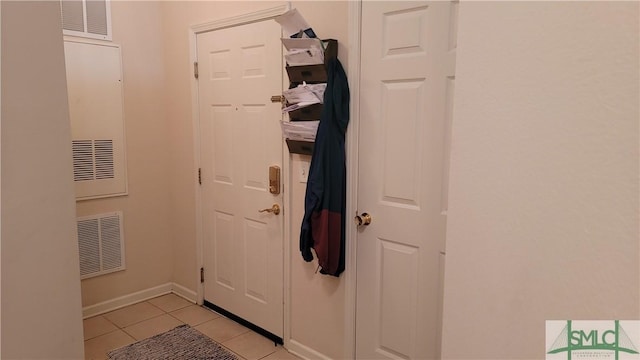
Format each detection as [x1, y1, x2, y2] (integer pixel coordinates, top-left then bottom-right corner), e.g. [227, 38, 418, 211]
[345, 1, 362, 359]
[191, 4, 289, 34]
[188, 0, 289, 334]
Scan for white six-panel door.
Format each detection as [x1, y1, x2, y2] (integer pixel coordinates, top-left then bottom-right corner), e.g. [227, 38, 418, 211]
[356, 2, 457, 358]
[197, 19, 284, 337]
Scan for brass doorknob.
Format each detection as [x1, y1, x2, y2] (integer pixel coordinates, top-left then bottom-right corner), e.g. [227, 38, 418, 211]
[354, 212, 371, 226]
[259, 204, 280, 215]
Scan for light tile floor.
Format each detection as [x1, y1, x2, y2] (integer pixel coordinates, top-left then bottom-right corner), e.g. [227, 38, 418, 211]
[83, 294, 300, 360]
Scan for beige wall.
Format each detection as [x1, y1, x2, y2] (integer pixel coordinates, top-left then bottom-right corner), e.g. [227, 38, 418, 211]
[161, 2, 348, 358]
[3, 2, 636, 359]
[275, 3, 348, 359]
[74, 2, 350, 356]
[441, 2, 639, 359]
[77, 1, 175, 306]
[1, 1, 85, 358]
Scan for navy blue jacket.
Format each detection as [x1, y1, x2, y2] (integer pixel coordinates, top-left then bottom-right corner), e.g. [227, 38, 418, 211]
[300, 58, 349, 277]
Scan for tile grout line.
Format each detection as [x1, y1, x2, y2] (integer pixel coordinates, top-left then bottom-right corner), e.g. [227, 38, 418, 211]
[118, 326, 140, 343]
[102, 301, 169, 330]
[120, 312, 187, 341]
[83, 327, 123, 342]
[95, 299, 189, 358]
[190, 320, 250, 359]
[255, 345, 280, 360]
[100, 314, 120, 331]
[220, 330, 280, 360]
[85, 295, 281, 360]
[113, 312, 168, 330]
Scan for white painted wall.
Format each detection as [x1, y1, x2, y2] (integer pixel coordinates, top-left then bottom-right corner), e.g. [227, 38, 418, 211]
[1, 1, 85, 358]
[441, 2, 639, 359]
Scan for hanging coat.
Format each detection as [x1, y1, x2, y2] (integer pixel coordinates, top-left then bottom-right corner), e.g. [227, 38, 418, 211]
[300, 58, 349, 277]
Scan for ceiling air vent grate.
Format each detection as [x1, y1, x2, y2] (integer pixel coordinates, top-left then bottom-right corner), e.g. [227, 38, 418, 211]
[77, 211, 125, 279]
[60, 0, 112, 40]
[86, 0, 108, 36]
[61, 0, 84, 32]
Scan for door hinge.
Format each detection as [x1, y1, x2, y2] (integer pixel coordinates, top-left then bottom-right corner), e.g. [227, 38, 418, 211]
[200, 267, 204, 283]
[198, 168, 202, 185]
[194, 62, 199, 79]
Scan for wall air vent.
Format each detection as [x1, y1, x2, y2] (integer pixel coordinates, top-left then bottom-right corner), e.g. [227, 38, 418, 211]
[64, 40, 127, 200]
[72, 139, 115, 182]
[72, 140, 94, 181]
[60, 0, 112, 40]
[77, 211, 125, 279]
[94, 140, 115, 180]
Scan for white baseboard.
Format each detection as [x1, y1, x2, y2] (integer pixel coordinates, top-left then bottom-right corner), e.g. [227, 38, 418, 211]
[171, 282, 197, 303]
[82, 282, 197, 319]
[286, 339, 333, 360]
[83, 283, 332, 359]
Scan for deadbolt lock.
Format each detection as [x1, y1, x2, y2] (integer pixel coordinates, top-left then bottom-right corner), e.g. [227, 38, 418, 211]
[269, 165, 281, 195]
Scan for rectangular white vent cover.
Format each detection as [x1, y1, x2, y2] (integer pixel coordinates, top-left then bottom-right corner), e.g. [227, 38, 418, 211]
[72, 139, 115, 182]
[61, 0, 112, 40]
[77, 211, 125, 279]
[64, 40, 127, 200]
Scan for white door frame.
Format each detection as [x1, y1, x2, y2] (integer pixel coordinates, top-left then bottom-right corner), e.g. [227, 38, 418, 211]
[345, 2, 456, 359]
[189, 0, 289, 335]
[344, 1, 361, 359]
[190, 3, 364, 358]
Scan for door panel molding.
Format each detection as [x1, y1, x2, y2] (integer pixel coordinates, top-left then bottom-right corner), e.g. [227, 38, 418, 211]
[188, 0, 289, 331]
[191, 4, 289, 35]
[196, 18, 283, 336]
[354, 2, 456, 359]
